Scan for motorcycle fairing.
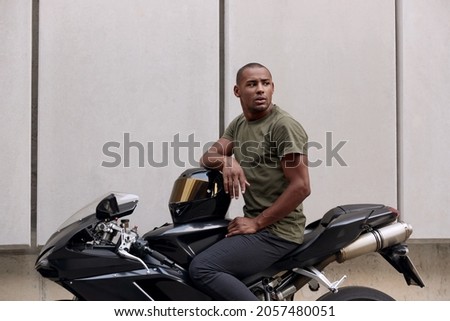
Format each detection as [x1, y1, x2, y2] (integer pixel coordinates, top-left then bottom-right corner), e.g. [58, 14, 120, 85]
[143, 219, 229, 268]
[64, 268, 212, 301]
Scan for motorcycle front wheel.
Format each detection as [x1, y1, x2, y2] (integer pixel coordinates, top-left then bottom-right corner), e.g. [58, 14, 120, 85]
[316, 286, 395, 301]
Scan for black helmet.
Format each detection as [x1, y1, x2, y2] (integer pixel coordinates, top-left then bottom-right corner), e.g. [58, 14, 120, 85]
[168, 168, 230, 224]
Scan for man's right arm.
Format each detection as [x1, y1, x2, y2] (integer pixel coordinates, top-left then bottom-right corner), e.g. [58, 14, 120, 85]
[199, 137, 233, 170]
[199, 137, 249, 199]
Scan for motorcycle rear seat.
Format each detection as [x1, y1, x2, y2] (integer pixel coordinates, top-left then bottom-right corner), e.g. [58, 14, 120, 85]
[320, 204, 386, 226]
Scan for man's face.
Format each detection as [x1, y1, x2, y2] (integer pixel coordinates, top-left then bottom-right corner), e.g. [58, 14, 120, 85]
[234, 67, 275, 120]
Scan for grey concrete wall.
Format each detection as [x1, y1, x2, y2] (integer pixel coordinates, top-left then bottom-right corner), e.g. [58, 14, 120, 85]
[0, 0, 32, 246]
[225, 0, 398, 225]
[1, 0, 448, 243]
[1, 0, 449, 247]
[1, 243, 448, 300]
[36, 0, 220, 245]
[399, 0, 450, 237]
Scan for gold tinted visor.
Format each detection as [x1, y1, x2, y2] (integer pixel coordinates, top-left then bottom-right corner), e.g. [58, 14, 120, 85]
[169, 178, 218, 203]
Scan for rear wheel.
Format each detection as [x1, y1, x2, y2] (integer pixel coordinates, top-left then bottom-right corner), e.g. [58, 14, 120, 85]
[316, 286, 395, 301]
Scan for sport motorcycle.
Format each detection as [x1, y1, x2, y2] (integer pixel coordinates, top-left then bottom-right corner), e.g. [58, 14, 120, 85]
[35, 168, 424, 300]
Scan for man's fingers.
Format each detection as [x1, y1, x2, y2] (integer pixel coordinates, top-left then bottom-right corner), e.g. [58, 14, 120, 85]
[225, 176, 241, 199]
[240, 180, 250, 194]
[223, 176, 230, 195]
[232, 179, 241, 199]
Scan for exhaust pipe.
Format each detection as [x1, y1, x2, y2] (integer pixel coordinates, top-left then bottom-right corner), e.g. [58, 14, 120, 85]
[337, 221, 413, 263]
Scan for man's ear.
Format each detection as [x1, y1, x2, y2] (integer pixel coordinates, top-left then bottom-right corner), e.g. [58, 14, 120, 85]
[234, 85, 240, 97]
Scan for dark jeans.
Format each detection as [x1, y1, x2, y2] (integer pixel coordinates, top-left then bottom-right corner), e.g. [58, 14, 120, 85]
[189, 229, 298, 300]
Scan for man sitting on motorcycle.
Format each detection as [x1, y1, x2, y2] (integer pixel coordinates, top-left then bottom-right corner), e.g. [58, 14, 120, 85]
[189, 62, 311, 300]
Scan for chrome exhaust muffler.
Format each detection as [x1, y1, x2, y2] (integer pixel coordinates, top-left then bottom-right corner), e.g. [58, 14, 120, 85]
[337, 221, 413, 263]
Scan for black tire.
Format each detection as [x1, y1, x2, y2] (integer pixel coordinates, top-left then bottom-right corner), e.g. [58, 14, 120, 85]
[316, 286, 395, 301]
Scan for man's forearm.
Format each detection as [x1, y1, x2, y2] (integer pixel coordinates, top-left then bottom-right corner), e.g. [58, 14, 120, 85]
[200, 153, 229, 170]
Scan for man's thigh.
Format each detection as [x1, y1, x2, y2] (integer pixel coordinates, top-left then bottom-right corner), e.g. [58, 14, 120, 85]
[193, 230, 296, 279]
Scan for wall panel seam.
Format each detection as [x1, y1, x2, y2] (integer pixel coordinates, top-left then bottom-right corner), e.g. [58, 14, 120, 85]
[31, 0, 40, 250]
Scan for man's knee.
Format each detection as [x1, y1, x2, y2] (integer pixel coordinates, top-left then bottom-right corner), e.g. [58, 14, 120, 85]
[189, 256, 206, 284]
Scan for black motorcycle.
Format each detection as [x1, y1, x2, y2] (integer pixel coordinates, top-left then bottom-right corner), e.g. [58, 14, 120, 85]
[35, 168, 424, 301]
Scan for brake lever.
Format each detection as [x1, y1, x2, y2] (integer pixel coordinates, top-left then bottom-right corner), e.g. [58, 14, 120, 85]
[116, 229, 150, 274]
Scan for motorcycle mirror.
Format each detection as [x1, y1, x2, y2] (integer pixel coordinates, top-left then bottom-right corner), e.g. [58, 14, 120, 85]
[96, 194, 120, 220]
[95, 193, 140, 220]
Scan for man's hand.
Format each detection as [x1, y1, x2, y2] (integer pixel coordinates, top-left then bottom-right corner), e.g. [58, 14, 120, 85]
[200, 137, 250, 199]
[226, 216, 260, 237]
[222, 156, 250, 199]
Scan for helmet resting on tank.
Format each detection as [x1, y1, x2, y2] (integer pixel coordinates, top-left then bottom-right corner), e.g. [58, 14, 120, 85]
[168, 168, 230, 224]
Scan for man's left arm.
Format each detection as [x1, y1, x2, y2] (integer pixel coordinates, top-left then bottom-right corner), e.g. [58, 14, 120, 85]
[226, 153, 310, 237]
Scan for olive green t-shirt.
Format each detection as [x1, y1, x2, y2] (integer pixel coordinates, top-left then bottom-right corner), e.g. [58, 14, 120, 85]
[222, 105, 308, 244]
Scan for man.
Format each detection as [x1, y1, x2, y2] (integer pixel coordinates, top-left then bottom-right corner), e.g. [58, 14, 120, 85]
[189, 62, 311, 300]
